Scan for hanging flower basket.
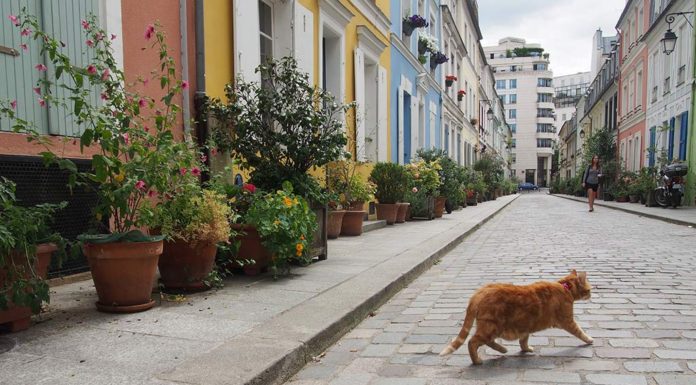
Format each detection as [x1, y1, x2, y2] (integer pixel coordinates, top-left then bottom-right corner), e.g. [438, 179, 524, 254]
[418, 31, 438, 56]
[457, 90, 465, 101]
[430, 51, 448, 70]
[403, 14, 428, 37]
[445, 75, 457, 87]
[418, 55, 427, 64]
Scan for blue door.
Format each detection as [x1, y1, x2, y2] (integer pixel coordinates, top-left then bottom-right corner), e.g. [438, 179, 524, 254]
[404, 93, 412, 164]
[649, 127, 656, 167]
[679, 112, 688, 160]
[668, 117, 676, 161]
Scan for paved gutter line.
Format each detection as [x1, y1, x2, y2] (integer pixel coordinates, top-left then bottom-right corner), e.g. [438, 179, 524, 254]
[552, 194, 696, 228]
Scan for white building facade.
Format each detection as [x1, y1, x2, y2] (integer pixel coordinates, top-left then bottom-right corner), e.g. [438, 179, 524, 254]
[484, 37, 554, 186]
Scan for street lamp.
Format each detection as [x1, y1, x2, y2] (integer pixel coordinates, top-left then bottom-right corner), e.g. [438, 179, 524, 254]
[486, 107, 494, 121]
[661, 12, 694, 55]
[579, 129, 585, 139]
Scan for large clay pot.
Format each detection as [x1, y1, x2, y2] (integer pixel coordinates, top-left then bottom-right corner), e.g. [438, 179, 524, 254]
[230, 224, 272, 276]
[347, 201, 365, 211]
[396, 203, 409, 223]
[376, 203, 399, 225]
[83, 240, 162, 313]
[341, 211, 365, 236]
[158, 239, 217, 292]
[327, 210, 346, 239]
[0, 243, 56, 332]
[434, 196, 447, 218]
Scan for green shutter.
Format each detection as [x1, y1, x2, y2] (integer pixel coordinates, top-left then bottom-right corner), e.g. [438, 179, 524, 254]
[1, 0, 48, 134]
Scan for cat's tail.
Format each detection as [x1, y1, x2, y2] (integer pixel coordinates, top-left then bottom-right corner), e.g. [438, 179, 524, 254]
[439, 302, 476, 356]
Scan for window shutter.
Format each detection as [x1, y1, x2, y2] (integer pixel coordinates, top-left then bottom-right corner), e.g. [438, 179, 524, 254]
[377, 66, 387, 161]
[397, 88, 404, 164]
[294, 4, 314, 81]
[679, 112, 688, 160]
[234, 0, 260, 83]
[649, 127, 656, 167]
[353, 48, 365, 161]
[668, 117, 675, 160]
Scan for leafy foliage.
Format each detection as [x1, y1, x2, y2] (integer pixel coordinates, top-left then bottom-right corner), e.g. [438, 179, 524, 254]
[369, 162, 408, 204]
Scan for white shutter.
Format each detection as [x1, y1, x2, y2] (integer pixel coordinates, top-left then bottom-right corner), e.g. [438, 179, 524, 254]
[377, 66, 388, 162]
[234, 1, 260, 83]
[397, 89, 404, 164]
[411, 97, 419, 158]
[294, 4, 314, 80]
[354, 48, 366, 161]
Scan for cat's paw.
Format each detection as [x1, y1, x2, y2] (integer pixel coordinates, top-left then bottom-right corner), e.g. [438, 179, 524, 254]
[583, 336, 594, 345]
[521, 346, 534, 353]
[470, 357, 483, 365]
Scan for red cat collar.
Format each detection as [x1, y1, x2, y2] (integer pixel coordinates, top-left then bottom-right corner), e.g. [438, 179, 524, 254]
[561, 282, 571, 291]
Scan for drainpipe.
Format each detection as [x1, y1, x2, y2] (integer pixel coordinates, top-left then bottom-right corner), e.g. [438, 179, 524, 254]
[180, 0, 191, 136]
[194, 0, 210, 182]
[686, 0, 696, 205]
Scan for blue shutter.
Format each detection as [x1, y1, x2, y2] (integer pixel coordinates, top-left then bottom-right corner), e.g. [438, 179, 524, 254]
[649, 126, 656, 167]
[668, 117, 676, 161]
[1, 0, 48, 134]
[679, 112, 688, 160]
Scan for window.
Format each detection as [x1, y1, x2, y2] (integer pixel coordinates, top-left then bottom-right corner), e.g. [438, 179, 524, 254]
[512, 154, 517, 163]
[511, 65, 518, 72]
[259, 0, 273, 64]
[511, 139, 516, 148]
[496, 80, 506, 89]
[509, 79, 517, 89]
[510, 124, 516, 133]
[509, 109, 517, 119]
[537, 124, 554, 133]
[537, 138, 553, 148]
[537, 108, 554, 118]
[537, 78, 552, 87]
[533, 63, 547, 71]
[500, 95, 506, 104]
[537, 93, 552, 102]
[509, 94, 517, 104]
[636, 70, 643, 109]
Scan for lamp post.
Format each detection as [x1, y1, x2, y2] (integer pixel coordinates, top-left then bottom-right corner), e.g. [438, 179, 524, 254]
[661, 12, 694, 55]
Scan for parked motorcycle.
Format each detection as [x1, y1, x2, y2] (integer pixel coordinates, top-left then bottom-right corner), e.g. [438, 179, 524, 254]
[655, 162, 688, 208]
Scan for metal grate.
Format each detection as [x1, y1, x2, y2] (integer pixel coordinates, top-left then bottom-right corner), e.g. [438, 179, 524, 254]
[0, 155, 98, 278]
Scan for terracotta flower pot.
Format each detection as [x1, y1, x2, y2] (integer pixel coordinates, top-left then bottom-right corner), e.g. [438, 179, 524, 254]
[0, 243, 56, 332]
[347, 201, 365, 211]
[341, 211, 365, 236]
[376, 203, 399, 225]
[327, 210, 346, 239]
[158, 239, 217, 292]
[434, 196, 447, 218]
[83, 240, 162, 313]
[396, 203, 409, 223]
[230, 224, 272, 276]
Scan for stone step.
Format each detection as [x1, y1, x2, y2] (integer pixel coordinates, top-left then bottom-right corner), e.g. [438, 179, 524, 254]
[362, 219, 386, 233]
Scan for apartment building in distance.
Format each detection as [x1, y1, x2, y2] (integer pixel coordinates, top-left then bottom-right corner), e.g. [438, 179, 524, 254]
[484, 37, 554, 186]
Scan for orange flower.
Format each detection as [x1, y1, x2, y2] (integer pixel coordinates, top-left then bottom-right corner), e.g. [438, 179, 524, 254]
[300, 235, 305, 240]
[283, 196, 293, 207]
[295, 243, 304, 256]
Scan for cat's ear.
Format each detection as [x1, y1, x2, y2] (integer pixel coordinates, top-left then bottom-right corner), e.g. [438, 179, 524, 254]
[579, 271, 587, 281]
[571, 269, 578, 276]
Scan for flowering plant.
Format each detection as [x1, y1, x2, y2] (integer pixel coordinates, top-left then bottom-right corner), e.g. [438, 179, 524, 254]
[244, 182, 317, 277]
[326, 160, 376, 207]
[417, 31, 438, 53]
[445, 75, 458, 82]
[405, 159, 442, 196]
[1, 13, 197, 241]
[430, 51, 449, 65]
[403, 14, 429, 28]
[457, 90, 466, 96]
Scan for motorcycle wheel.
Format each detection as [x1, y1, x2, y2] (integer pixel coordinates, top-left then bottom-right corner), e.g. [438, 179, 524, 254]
[655, 189, 669, 208]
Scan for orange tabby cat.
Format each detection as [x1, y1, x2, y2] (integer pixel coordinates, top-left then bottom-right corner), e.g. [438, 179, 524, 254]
[440, 269, 593, 365]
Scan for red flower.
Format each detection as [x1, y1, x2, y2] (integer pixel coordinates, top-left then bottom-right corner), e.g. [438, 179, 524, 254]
[35, 64, 47, 72]
[100, 92, 109, 101]
[8, 15, 19, 26]
[21, 28, 31, 36]
[86, 39, 94, 47]
[38, 98, 46, 107]
[123, 133, 130, 144]
[148, 190, 157, 198]
[135, 180, 146, 191]
[457, 90, 466, 95]
[243, 183, 256, 194]
[10, 100, 17, 110]
[101, 68, 110, 81]
[211, 148, 218, 156]
[182, 80, 189, 89]
[20, 43, 28, 52]
[191, 167, 201, 176]
[179, 167, 187, 176]
[81, 20, 90, 29]
[87, 65, 97, 75]
[144, 24, 155, 40]
[138, 99, 147, 108]
[33, 87, 41, 95]
[110, 33, 117, 41]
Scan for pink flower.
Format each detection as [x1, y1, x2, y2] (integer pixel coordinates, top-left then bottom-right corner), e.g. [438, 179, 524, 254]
[81, 19, 90, 29]
[412, 187, 418, 193]
[10, 100, 17, 110]
[135, 180, 146, 191]
[143, 125, 149, 132]
[8, 14, 19, 26]
[87, 64, 97, 74]
[179, 167, 187, 176]
[20, 28, 31, 36]
[20, 43, 28, 52]
[138, 99, 146, 108]
[95, 32, 104, 41]
[142, 78, 149, 87]
[100, 92, 109, 101]
[211, 148, 218, 156]
[200, 154, 207, 163]
[243, 183, 256, 194]
[144, 24, 155, 40]
[147, 190, 156, 198]
[33, 87, 41, 95]
[35, 64, 47, 72]
[86, 39, 94, 47]
[110, 33, 117, 41]
[123, 133, 130, 144]
[38, 98, 46, 107]
[191, 167, 201, 176]
[101, 68, 110, 81]
[181, 80, 189, 89]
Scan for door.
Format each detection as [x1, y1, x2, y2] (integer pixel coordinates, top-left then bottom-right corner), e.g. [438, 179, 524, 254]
[403, 92, 412, 164]
[354, 48, 365, 161]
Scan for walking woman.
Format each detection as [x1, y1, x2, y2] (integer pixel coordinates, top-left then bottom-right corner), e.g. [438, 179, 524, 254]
[582, 155, 602, 212]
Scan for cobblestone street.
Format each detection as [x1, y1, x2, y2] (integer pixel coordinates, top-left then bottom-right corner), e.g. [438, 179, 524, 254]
[287, 193, 696, 385]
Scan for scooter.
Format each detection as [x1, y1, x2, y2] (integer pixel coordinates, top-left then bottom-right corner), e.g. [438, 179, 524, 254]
[655, 162, 688, 208]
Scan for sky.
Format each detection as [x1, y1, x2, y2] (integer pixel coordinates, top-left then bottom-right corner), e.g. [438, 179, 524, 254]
[478, 0, 626, 77]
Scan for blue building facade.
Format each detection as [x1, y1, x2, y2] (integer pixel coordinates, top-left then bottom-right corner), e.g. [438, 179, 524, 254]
[389, 0, 442, 164]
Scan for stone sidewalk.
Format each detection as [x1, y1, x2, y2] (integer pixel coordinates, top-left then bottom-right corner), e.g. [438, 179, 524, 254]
[0, 194, 517, 385]
[555, 194, 696, 227]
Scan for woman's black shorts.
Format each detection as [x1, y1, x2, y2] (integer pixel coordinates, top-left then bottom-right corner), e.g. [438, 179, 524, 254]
[586, 183, 598, 192]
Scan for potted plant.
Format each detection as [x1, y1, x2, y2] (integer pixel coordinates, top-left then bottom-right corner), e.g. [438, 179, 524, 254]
[209, 57, 350, 261]
[457, 90, 466, 101]
[430, 51, 448, 70]
[417, 149, 464, 214]
[405, 157, 442, 218]
[471, 118, 479, 125]
[418, 31, 438, 56]
[326, 197, 345, 240]
[147, 176, 233, 292]
[402, 14, 428, 37]
[4, 15, 197, 313]
[369, 162, 408, 225]
[326, 160, 375, 236]
[244, 182, 317, 278]
[445, 75, 457, 87]
[0, 178, 65, 332]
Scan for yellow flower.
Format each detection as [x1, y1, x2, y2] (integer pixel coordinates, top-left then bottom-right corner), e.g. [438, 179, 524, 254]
[293, 198, 298, 205]
[228, 197, 237, 204]
[113, 170, 125, 183]
[283, 196, 293, 207]
[295, 243, 304, 256]
[274, 219, 280, 225]
[95, 212, 102, 221]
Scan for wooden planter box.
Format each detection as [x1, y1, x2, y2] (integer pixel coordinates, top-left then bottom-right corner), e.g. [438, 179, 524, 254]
[310, 202, 328, 261]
